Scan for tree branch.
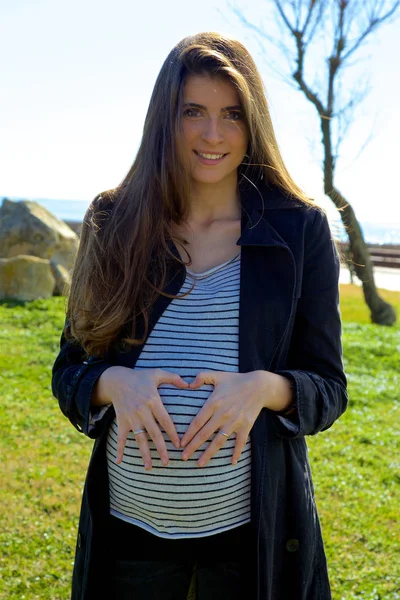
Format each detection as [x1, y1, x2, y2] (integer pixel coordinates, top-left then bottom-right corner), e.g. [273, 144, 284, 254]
[341, 0, 400, 62]
[304, 0, 327, 47]
[272, 0, 326, 114]
[275, 0, 296, 32]
[227, 3, 294, 62]
[224, 2, 297, 87]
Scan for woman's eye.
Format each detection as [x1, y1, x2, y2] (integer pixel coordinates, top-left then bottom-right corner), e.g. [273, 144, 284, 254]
[226, 111, 242, 121]
[184, 108, 201, 117]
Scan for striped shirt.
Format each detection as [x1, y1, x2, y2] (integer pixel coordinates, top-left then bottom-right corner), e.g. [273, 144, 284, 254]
[106, 251, 252, 539]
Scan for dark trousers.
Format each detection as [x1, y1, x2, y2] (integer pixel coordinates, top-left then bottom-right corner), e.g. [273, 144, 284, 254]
[109, 515, 256, 599]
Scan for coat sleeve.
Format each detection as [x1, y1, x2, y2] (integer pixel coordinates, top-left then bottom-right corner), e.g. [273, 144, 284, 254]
[51, 319, 115, 438]
[272, 208, 348, 439]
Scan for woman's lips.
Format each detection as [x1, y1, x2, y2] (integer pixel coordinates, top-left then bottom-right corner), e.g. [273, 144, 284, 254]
[194, 150, 228, 165]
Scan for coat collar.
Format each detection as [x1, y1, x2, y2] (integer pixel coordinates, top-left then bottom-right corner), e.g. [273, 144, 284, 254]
[237, 176, 304, 248]
[238, 175, 304, 212]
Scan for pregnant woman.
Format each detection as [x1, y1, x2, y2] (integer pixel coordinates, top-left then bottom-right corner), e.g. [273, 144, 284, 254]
[52, 31, 348, 600]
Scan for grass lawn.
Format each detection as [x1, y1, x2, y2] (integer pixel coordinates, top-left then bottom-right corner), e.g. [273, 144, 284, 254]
[0, 285, 399, 599]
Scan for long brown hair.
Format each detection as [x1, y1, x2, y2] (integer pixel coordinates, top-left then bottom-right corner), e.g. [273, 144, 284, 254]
[66, 31, 314, 357]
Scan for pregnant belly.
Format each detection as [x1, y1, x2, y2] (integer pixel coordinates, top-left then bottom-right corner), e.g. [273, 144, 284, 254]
[106, 385, 252, 530]
[107, 383, 251, 470]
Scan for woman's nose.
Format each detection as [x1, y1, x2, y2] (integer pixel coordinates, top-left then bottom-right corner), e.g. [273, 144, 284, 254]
[201, 118, 224, 145]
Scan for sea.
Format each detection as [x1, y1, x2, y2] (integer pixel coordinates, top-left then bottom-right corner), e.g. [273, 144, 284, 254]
[1, 196, 400, 245]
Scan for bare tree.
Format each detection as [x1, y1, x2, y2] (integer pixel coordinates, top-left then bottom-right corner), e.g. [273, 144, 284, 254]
[230, 0, 399, 325]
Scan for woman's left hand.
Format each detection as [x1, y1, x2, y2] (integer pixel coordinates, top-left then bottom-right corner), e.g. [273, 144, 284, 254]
[180, 370, 281, 467]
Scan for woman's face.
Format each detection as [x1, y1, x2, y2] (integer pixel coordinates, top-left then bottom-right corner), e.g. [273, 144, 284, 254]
[178, 74, 249, 187]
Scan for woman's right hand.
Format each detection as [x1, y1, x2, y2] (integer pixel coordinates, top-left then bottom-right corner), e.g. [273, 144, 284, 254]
[94, 366, 189, 469]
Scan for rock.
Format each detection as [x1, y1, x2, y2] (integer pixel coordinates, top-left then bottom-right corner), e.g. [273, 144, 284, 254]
[0, 199, 79, 271]
[64, 220, 82, 236]
[0, 255, 55, 301]
[50, 260, 71, 296]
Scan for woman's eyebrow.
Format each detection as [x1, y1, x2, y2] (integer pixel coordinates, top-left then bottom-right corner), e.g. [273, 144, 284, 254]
[183, 102, 242, 111]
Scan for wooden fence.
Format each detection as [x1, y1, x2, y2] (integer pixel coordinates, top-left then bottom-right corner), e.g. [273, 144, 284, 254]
[338, 243, 400, 270]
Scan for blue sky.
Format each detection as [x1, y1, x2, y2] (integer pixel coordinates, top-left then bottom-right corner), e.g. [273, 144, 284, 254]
[1, 0, 399, 224]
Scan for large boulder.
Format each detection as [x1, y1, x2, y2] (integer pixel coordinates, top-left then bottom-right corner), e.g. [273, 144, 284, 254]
[50, 260, 71, 296]
[0, 255, 55, 301]
[0, 199, 79, 272]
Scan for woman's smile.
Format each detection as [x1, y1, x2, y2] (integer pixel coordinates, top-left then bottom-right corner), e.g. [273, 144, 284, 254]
[194, 150, 228, 165]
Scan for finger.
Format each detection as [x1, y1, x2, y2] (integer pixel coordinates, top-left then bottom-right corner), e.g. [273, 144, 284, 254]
[181, 418, 219, 460]
[142, 410, 170, 467]
[159, 370, 190, 389]
[197, 430, 233, 467]
[231, 431, 248, 466]
[153, 402, 181, 450]
[188, 372, 215, 389]
[180, 403, 214, 448]
[133, 430, 153, 470]
[116, 428, 129, 465]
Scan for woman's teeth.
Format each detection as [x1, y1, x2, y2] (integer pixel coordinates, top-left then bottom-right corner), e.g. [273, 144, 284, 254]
[197, 152, 225, 160]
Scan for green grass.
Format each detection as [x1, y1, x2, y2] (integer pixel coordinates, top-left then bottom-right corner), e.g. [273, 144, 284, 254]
[0, 286, 399, 599]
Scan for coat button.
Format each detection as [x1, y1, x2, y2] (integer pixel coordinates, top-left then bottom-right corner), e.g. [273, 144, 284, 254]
[286, 538, 299, 552]
[78, 533, 82, 549]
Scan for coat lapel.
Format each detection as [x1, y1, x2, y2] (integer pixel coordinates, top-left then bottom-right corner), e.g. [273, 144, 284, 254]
[237, 206, 297, 375]
[235, 185, 299, 562]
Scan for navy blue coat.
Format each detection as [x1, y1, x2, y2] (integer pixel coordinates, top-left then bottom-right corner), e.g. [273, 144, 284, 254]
[51, 179, 348, 599]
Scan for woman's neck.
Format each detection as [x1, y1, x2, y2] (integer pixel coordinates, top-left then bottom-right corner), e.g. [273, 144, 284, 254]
[186, 175, 241, 227]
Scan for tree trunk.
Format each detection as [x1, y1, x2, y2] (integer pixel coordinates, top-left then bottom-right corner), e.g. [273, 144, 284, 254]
[327, 187, 395, 324]
[321, 118, 396, 325]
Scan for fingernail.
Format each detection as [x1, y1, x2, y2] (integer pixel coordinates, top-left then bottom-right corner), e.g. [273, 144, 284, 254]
[232, 459, 238, 466]
[174, 441, 180, 449]
[145, 462, 151, 470]
[162, 457, 168, 466]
